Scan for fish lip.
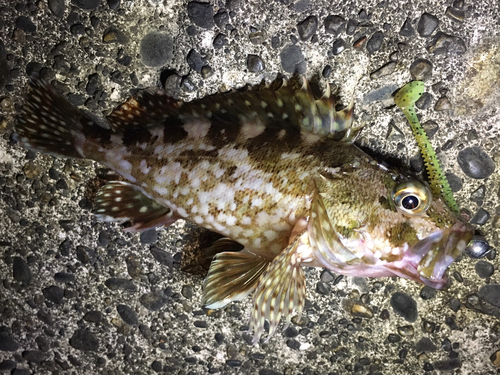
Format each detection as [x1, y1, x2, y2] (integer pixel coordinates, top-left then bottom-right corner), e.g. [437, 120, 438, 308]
[407, 221, 474, 288]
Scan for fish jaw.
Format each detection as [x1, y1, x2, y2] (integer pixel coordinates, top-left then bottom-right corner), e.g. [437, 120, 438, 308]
[400, 221, 474, 288]
[306, 187, 474, 289]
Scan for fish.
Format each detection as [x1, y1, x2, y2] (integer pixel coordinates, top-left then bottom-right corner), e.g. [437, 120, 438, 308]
[15, 75, 474, 344]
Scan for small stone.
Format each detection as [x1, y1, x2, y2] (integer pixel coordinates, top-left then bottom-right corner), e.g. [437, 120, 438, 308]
[332, 39, 346, 55]
[457, 146, 495, 179]
[324, 15, 345, 35]
[465, 235, 491, 259]
[140, 229, 158, 244]
[271, 35, 280, 49]
[491, 349, 500, 367]
[397, 325, 414, 337]
[247, 54, 265, 73]
[391, 292, 418, 322]
[478, 285, 500, 307]
[54, 272, 75, 283]
[315, 282, 329, 295]
[186, 49, 207, 73]
[435, 97, 452, 111]
[280, 45, 306, 74]
[13, 256, 31, 283]
[226, 359, 242, 367]
[0, 360, 16, 371]
[0, 326, 19, 351]
[411, 93, 431, 112]
[104, 278, 137, 292]
[187, 1, 214, 29]
[351, 304, 373, 318]
[284, 326, 299, 338]
[125, 255, 142, 278]
[213, 33, 227, 49]
[181, 285, 193, 299]
[43, 285, 64, 305]
[417, 13, 439, 37]
[140, 291, 169, 311]
[471, 208, 490, 226]
[366, 31, 384, 53]
[446, 173, 463, 192]
[427, 32, 466, 55]
[446, 7, 465, 23]
[48, 0, 65, 17]
[421, 120, 439, 139]
[449, 298, 461, 312]
[16, 16, 36, 33]
[69, 328, 99, 352]
[194, 320, 207, 328]
[140, 32, 173, 67]
[107, 0, 120, 10]
[387, 333, 401, 343]
[214, 10, 229, 29]
[475, 260, 494, 278]
[151, 360, 162, 372]
[353, 36, 367, 49]
[399, 18, 414, 37]
[117, 304, 138, 325]
[346, 18, 358, 35]
[150, 248, 173, 266]
[297, 16, 318, 41]
[410, 58, 433, 81]
[320, 269, 335, 283]
[286, 339, 301, 350]
[83, 311, 102, 324]
[102, 27, 128, 44]
[72, 0, 100, 9]
[22, 350, 46, 363]
[370, 61, 396, 79]
[416, 337, 437, 353]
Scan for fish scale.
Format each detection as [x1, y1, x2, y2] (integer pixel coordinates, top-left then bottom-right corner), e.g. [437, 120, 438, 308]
[15, 75, 473, 344]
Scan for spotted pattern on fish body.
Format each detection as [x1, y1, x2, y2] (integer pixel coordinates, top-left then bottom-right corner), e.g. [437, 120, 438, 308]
[15, 75, 473, 344]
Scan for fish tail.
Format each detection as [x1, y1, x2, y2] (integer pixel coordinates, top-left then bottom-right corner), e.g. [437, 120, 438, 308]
[15, 78, 104, 159]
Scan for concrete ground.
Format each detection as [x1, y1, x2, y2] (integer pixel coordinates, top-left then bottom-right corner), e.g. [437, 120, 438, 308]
[0, 0, 499, 374]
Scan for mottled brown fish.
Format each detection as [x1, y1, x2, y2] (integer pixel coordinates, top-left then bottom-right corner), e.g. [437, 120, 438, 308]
[15, 75, 473, 343]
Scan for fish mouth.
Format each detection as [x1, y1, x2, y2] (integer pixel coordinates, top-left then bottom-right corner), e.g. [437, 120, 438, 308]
[402, 222, 474, 289]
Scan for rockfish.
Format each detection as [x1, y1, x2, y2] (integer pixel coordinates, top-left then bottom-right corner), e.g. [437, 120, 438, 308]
[15, 75, 473, 343]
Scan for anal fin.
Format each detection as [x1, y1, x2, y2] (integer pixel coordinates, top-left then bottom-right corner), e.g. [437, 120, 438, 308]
[249, 230, 309, 344]
[202, 248, 269, 310]
[94, 181, 175, 231]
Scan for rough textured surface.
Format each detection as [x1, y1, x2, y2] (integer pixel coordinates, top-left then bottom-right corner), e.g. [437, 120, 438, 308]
[0, 1, 499, 375]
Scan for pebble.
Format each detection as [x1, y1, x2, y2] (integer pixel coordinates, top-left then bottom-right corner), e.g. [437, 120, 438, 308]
[410, 58, 433, 81]
[286, 339, 301, 350]
[247, 54, 265, 73]
[284, 326, 299, 338]
[42, 285, 64, 305]
[416, 92, 432, 109]
[279, 45, 306, 74]
[353, 36, 366, 49]
[332, 39, 346, 55]
[102, 27, 128, 44]
[399, 18, 414, 37]
[446, 173, 463, 192]
[435, 96, 452, 110]
[478, 285, 500, 307]
[390, 292, 418, 322]
[194, 320, 208, 328]
[0, 326, 19, 351]
[457, 146, 495, 179]
[0, 360, 16, 371]
[346, 18, 358, 35]
[320, 269, 335, 283]
[449, 298, 461, 312]
[417, 13, 439, 37]
[126, 255, 142, 278]
[83, 310, 103, 324]
[107, 0, 120, 10]
[13, 256, 31, 283]
[366, 31, 384, 53]
[140, 229, 158, 244]
[117, 304, 138, 325]
[69, 328, 99, 352]
[213, 33, 227, 49]
[186, 49, 207, 73]
[54, 272, 75, 283]
[104, 278, 137, 292]
[15, 16, 36, 33]
[48, 0, 65, 18]
[427, 32, 466, 55]
[475, 260, 495, 278]
[446, 6, 465, 23]
[324, 15, 345, 35]
[214, 10, 229, 29]
[465, 235, 491, 258]
[150, 248, 173, 267]
[491, 350, 500, 367]
[397, 325, 414, 337]
[416, 337, 437, 353]
[297, 16, 317, 41]
[471, 208, 490, 225]
[187, 1, 214, 29]
[420, 286, 437, 300]
[370, 62, 396, 79]
[22, 349, 46, 363]
[315, 282, 329, 295]
[140, 32, 173, 67]
[140, 291, 169, 311]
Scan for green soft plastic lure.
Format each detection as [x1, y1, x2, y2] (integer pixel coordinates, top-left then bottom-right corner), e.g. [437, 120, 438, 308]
[394, 81, 459, 213]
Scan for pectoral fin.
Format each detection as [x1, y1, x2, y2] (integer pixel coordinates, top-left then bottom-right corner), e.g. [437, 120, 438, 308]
[94, 181, 176, 231]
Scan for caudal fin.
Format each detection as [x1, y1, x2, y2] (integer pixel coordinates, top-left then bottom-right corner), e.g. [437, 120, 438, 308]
[16, 79, 101, 159]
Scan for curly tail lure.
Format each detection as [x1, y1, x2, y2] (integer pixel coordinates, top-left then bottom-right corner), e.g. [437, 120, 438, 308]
[394, 81, 459, 213]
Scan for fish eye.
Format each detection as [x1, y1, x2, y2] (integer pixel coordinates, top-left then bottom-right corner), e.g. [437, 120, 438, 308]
[392, 181, 431, 216]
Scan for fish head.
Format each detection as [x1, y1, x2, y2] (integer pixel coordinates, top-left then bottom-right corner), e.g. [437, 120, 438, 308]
[309, 157, 474, 289]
